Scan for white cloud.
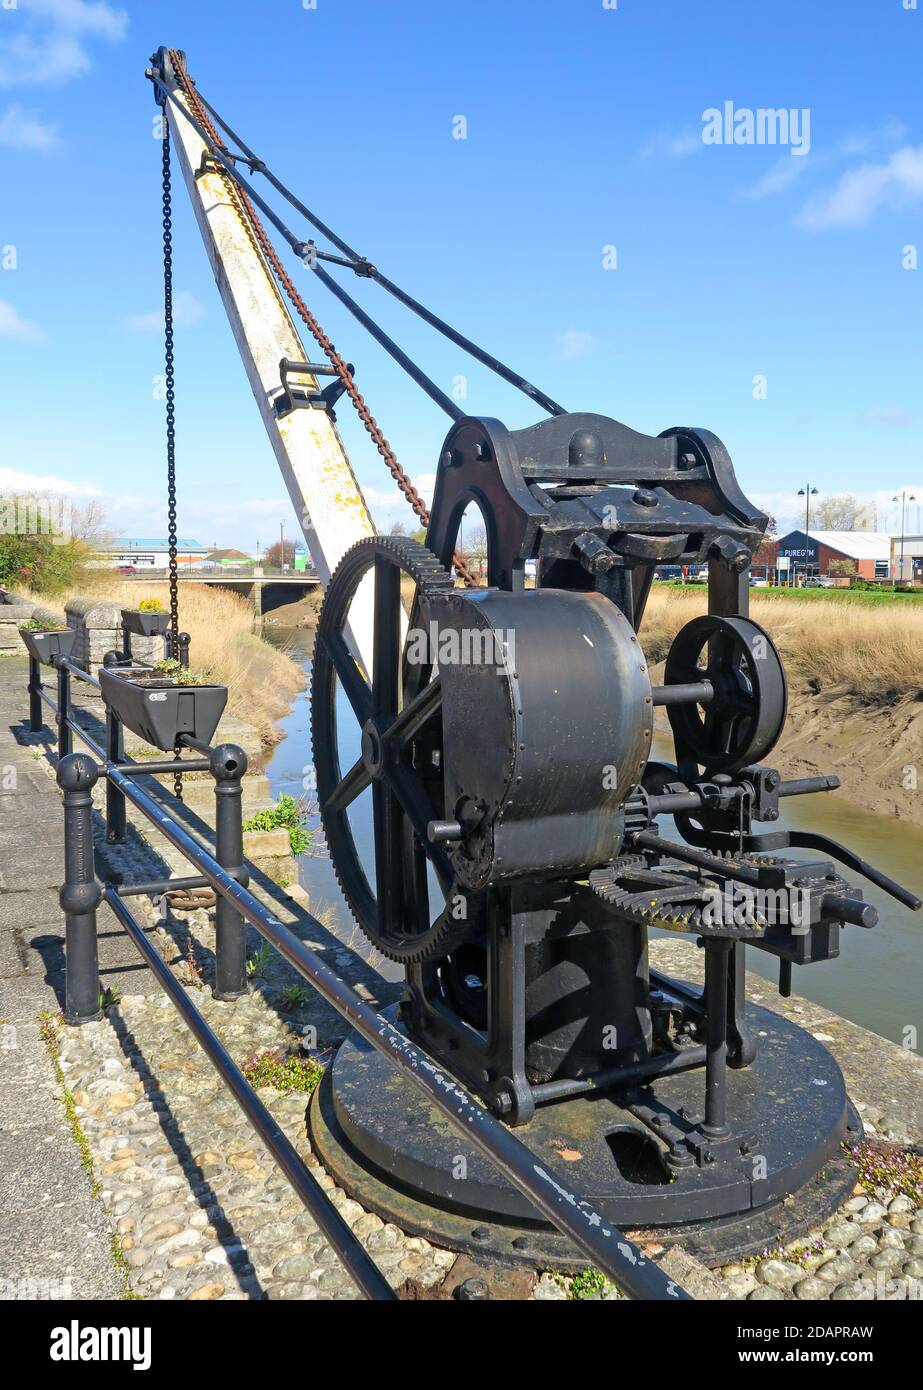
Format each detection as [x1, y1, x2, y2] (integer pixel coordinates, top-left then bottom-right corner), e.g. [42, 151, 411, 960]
[0, 465, 100, 496]
[0, 102, 58, 149]
[0, 1, 126, 89]
[797, 144, 923, 229]
[358, 473, 436, 532]
[555, 329, 596, 361]
[750, 487, 923, 538]
[741, 155, 811, 200]
[24, 1, 128, 41]
[0, 299, 45, 343]
[127, 291, 205, 332]
[858, 404, 913, 428]
[638, 129, 702, 161]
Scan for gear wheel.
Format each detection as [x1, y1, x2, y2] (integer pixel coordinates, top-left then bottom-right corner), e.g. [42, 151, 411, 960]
[311, 535, 471, 963]
[589, 855, 771, 939]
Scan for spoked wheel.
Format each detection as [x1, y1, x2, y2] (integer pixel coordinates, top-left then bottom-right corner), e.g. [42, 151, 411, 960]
[310, 535, 468, 963]
[664, 615, 787, 775]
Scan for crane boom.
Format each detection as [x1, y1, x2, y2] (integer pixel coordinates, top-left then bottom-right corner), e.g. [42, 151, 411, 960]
[154, 48, 377, 669]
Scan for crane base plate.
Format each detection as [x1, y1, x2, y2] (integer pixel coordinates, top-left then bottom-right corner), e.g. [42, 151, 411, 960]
[308, 1000, 862, 1270]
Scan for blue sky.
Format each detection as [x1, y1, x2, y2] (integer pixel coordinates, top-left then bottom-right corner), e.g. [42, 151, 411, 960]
[1, 0, 922, 550]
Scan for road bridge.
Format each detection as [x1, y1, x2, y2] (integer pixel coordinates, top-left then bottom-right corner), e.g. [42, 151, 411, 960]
[121, 569, 320, 617]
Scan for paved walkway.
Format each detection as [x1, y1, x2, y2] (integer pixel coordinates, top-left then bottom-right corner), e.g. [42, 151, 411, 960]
[0, 651, 397, 1302]
[0, 654, 125, 1298]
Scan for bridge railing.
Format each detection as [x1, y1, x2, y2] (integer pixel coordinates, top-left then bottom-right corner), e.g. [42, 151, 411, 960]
[22, 652, 688, 1303]
[118, 566, 319, 579]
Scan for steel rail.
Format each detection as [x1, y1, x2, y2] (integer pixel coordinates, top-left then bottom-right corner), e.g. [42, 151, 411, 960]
[188, 85, 567, 417]
[103, 757, 688, 1300]
[103, 887, 397, 1301]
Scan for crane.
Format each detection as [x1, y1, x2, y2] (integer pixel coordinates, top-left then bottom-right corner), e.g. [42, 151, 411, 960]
[150, 48, 379, 666]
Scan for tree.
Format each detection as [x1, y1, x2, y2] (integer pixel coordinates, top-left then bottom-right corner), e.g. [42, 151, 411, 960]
[264, 539, 296, 567]
[828, 558, 857, 578]
[0, 491, 95, 595]
[460, 524, 488, 576]
[753, 514, 778, 569]
[389, 521, 427, 543]
[814, 495, 874, 531]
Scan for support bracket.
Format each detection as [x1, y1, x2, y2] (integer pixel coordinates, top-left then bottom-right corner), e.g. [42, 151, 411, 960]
[274, 357, 354, 419]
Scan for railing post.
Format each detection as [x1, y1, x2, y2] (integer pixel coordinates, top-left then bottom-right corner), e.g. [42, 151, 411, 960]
[28, 655, 43, 733]
[105, 706, 126, 843]
[57, 753, 103, 1025]
[55, 657, 72, 759]
[210, 743, 249, 1000]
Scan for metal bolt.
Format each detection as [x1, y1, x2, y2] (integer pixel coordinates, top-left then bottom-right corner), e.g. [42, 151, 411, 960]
[456, 1278, 490, 1300]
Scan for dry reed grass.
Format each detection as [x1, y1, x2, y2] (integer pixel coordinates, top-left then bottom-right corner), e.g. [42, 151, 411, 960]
[641, 586, 923, 704]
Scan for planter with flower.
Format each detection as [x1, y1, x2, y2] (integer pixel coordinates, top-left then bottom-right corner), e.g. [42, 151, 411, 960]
[99, 658, 227, 752]
[121, 597, 171, 638]
[18, 618, 76, 666]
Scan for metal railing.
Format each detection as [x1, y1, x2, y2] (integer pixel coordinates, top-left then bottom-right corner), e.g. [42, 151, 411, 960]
[24, 648, 689, 1302]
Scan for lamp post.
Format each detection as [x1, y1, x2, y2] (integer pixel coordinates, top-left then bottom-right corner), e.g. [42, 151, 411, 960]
[893, 490, 916, 582]
[797, 485, 819, 585]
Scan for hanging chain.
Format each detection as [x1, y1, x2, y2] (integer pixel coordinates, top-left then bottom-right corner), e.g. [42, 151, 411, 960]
[161, 119, 183, 800]
[170, 53, 478, 588]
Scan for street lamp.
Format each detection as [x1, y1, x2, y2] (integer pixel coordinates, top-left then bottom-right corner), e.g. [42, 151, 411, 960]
[797, 484, 819, 535]
[892, 490, 916, 582]
[796, 485, 819, 584]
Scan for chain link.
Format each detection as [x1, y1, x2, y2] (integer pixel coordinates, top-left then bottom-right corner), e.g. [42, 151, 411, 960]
[170, 52, 479, 589]
[161, 120, 184, 800]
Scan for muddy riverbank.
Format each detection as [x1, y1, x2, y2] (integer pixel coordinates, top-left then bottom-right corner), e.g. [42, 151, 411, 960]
[649, 661, 923, 827]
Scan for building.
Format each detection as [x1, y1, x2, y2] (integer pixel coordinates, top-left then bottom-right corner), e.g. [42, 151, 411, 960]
[96, 538, 210, 570]
[891, 535, 923, 583]
[203, 548, 254, 568]
[773, 530, 892, 581]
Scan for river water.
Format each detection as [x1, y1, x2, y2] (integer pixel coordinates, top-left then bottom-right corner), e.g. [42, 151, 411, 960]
[264, 623, 923, 1045]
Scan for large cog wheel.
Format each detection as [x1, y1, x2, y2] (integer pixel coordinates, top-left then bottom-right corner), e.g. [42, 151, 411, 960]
[310, 535, 470, 964]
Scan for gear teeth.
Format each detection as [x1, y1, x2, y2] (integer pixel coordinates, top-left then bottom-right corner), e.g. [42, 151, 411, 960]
[312, 535, 470, 965]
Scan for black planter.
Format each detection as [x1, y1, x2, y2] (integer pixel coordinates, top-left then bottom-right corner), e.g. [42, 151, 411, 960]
[99, 667, 228, 753]
[121, 608, 170, 638]
[19, 626, 76, 666]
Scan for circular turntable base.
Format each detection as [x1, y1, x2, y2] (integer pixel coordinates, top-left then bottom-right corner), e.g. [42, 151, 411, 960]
[309, 998, 862, 1269]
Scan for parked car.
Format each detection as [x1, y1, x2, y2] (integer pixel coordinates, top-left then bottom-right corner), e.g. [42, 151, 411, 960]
[803, 575, 836, 589]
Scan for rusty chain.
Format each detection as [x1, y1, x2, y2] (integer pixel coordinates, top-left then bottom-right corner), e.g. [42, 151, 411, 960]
[169, 52, 478, 589]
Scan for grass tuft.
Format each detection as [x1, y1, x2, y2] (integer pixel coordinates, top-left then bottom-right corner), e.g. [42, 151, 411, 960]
[241, 1046, 324, 1094]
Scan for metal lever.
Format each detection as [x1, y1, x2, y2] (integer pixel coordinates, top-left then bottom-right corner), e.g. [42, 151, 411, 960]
[747, 829, 922, 912]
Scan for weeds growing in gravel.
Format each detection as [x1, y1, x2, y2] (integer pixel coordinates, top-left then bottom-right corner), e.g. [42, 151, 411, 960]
[241, 1046, 324, 1094]
[845, 1140, 923, 1205]
[567, 1268, 618, 1300]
